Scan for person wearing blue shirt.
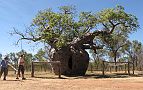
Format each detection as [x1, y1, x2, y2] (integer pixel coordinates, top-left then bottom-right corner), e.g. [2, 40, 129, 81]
[0, 56, 9, 80]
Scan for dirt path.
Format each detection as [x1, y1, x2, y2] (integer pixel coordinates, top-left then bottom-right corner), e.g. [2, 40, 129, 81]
[1, 76, 143, 90]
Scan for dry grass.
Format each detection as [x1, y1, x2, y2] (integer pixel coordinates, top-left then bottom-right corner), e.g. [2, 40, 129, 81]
[1, 71, 143, 90]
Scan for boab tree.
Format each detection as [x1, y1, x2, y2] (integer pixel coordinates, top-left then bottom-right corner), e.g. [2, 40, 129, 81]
[12, 6, 138, 76]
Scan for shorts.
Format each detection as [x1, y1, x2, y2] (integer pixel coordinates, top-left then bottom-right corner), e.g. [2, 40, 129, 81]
[18, 65, 25, 74]
[0, 67, 8, 77]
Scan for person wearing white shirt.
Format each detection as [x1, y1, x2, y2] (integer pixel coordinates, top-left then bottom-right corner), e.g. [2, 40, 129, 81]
[16, 55, 26, 80]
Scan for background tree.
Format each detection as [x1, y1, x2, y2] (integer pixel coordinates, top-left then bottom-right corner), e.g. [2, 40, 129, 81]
[93, 6, 139, 72]
[89, 48, 107, 70]
[138, 47, 143, 70]
[123, 40, 142, 70]
[12, 5, 139, 76]
[8, 53, 18, 64]
[103, 33, 128, 71]
[0, 53, 2, 61]
[34, 48, 46, 61]
[7, 53, 18, 71]
[34, 48, 48, 71]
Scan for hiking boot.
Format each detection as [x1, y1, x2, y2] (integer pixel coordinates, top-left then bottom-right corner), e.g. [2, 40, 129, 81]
[22, 78, 26, 80]
[16, 77, 19, 79]
[3, 78, 6, 80]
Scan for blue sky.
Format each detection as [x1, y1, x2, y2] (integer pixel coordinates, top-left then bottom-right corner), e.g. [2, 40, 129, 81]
[0, 0, 142, 55]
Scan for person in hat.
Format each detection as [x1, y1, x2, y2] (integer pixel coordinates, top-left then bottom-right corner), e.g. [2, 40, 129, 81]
[0, 56, 9, 80]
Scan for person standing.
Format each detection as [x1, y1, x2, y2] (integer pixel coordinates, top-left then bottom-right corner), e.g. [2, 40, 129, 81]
[16, 55, 26, 80]
[0, 56, 9, 80]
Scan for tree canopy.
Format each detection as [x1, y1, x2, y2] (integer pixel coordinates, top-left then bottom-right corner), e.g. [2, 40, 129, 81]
[13, 5, 139, 51]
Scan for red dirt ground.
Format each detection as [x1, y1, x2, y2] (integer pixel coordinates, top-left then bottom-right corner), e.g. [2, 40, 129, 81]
[1, 76, 143, 90]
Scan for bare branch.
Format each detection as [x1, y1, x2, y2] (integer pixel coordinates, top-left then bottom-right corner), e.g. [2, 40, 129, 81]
[109, 20, 120, 33]
[12, 27, 43, 43]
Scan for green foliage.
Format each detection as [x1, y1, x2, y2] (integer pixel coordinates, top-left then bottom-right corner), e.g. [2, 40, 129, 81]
[31, 7, 77, 48]
[123, 40, 142, 56]
[132, 40, 142, 53]
[18, 5, 139, 50]
[91, 5, 139, 62]
[34, 48, 46, 61]
[96, 5, 139, 33]
[30, 6, 97, 48]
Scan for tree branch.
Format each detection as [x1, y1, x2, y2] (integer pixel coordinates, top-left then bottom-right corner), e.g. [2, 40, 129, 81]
[109, 20, 120, 34]
[102, 23, 110, 31]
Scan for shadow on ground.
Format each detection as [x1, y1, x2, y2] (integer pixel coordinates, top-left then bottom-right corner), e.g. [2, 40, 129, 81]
[73, 73, 142, 79]
[33, 73, 142, 79]
[33, 76, 67, 79]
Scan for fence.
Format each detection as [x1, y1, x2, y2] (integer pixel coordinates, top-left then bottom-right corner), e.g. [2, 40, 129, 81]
[102, 61, 134, 75]
[31, 61, 61, 78]
[88, 61, 135, 76]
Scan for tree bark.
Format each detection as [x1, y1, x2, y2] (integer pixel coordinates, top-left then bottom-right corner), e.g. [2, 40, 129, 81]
[51, 46, 89, 76]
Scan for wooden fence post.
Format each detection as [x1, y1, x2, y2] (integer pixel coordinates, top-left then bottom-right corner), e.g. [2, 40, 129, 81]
[102, 61, 105, 76]
[125, 64, 127, 73]
[31, 62, 34, 77]
[128, 61, 130, 75]
[90, 63, 93, 73]
[109, 66, 112, 73]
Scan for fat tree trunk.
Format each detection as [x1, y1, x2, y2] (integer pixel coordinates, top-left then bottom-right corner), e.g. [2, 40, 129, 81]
[51, 46, 89, 76]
